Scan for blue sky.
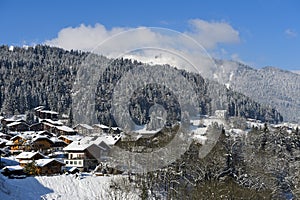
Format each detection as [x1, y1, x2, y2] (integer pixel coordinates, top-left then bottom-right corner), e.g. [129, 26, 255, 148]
[1, 0, 299, 70]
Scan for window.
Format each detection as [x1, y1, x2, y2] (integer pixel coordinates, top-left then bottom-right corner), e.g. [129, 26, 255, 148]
[66, 161, 69, 164]
[78, 161, 82, 165]
[70, 161, 73, 165]
[74, 161, 77, 165]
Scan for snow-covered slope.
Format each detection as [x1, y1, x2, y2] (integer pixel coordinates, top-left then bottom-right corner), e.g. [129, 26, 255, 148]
[210, 60, 300, 123]
[0, 174, 139, 200]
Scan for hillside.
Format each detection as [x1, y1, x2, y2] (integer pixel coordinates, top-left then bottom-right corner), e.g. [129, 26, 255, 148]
[212, 60, 300, 123]
[0, 45, 282, 126]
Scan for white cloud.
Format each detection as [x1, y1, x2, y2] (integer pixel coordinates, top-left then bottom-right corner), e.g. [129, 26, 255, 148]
[45, 19, 240, 52]
[45, 23, 127, 52]
[285, 29, 298, 38]
[45, 19, 241, 79]
[185, 19, 240, 49]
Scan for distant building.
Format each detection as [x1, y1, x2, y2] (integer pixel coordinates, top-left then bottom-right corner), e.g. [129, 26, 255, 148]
[73, 124, 94, 135]
[215, 110, 228, 119]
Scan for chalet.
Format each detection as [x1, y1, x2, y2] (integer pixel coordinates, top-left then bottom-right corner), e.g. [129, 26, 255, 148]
[7, 121, 29, 132]
[73, 124, 94, 135]
[92, 124, 110, 133]
[58, 135, 82, 144]
[29, 122, 44, 131]
[1, 165, 26, 178]
[6, 134, 32, 154]
[41, 119, 63, 133]
[35, 158, 65, 175]
[50, 137, 68, 152]
[1, 118, 15, 127]
[35, 107, 58, 120]
[16, 151, 46, 167]
[63, 142, 105, 172]
[54, 125, 76, 136]
[215, 110, 228, 120]
[31, 135, 54, 153]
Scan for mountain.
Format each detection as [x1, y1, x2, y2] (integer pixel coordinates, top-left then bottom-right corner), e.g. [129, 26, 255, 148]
[0, 45, 282, 125]
[211, 60, 300, 123]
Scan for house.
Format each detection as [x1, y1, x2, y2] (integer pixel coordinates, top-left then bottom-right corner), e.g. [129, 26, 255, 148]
[35, 106, 58, 120]
[58, 135, 82, 144]
[50, 137, 68, 152]
[29, 122, 44, 131]
[63, 141, 105, 172]
[54, 125, 76, 136]
[35, 158, 65, 175]
[92, 124, 110, 133]
[31, 135, 54, 153]
[73, 124, 94, 135]
[215, 110, 228, 120]
[6, 134, 32, 154]
[1, 165, 26, 178]
[7, 121, 29, 132]
[41, 119, 63, 133]
[16, 151, 46, 167]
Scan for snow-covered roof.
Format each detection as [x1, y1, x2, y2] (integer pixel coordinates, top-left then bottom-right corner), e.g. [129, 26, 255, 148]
[40, 110, 59, 115]
[63, 141, 92, 151]
[93, 124, 109, 129]
[59, 135, 82, 141]
[63, 139, 106, 151]
[3, 165, 23, 171]
[5, 141, 14, 146]
[16, 151, 45, 160]
[74, 124, 94, 130]
[35, 158, 65, 167]
[32, 135, 52, 142]
[93, 135, 121, 146]
[11, 134, 32, 141]
[56, 125, 75, 132]
[7, 121, 28, 127]
[34, 106, 45, 111]
[42, 119, 63, 126]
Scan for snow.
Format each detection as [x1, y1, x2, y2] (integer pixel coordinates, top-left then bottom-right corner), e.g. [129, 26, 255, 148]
[93, 124, 110, 129]
[40, 110, 59, 115]
[133, 124, 160, 134]
[35, 159, 64, 167]
[63, 141, 91, 151]
[56, 125, 75, 132]
[41, 119, 63, 126]
[59, 135, 82, 142]
[6, 121, 26, 127]
[16, 152, 45, 160]
[2, 165, 23, 171]
[0, 174, 139, 200]
[75, 124, 94, 130]
[9, 46, 14, 51]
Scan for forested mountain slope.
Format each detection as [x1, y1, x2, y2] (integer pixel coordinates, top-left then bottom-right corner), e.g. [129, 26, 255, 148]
[0, 45, 282, 125]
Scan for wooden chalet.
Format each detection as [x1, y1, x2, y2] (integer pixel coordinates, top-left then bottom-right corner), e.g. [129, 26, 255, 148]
[35, 158, 65, 175]
[73, 124, 94, 135]
[7, 121, 29, 132]
[16, 151, 46, 167]
[63, 142, 105, 172]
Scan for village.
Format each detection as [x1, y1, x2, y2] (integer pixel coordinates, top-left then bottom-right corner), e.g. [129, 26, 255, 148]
[0, 106, 127, 178]
[0, 106, 298, 180]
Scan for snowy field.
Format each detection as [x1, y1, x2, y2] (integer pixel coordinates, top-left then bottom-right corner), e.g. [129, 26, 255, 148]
[0, 174, 139, 200]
